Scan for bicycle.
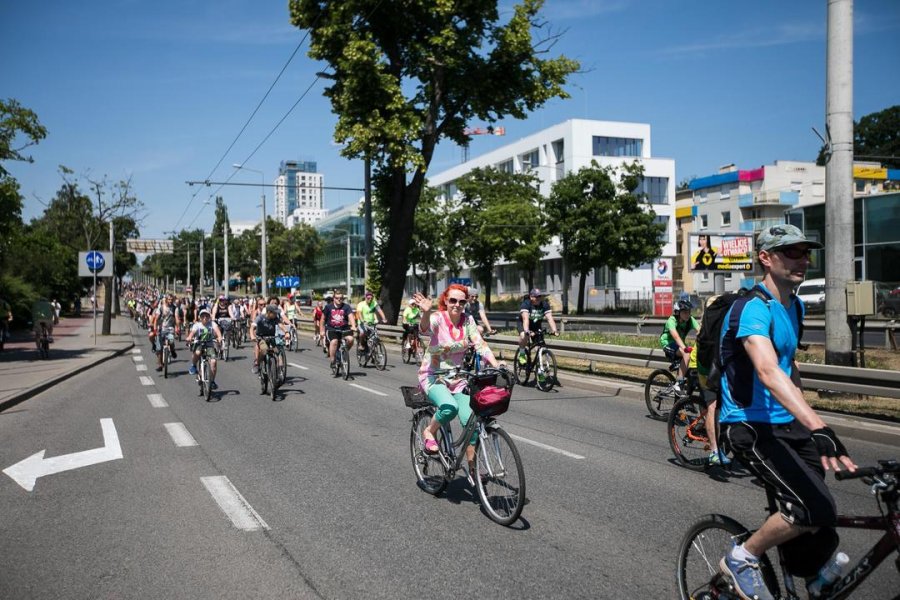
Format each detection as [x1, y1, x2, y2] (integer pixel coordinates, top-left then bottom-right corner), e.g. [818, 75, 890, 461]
[191, 341, 214, 402]
[216, 319, 232, 361]
[666, 374, 732, 471]
[357, 323, 387, 370]
[514, 328, 558, 391]
[675, 459, 900, 600]
[256, 336, 284, 400]
[405, 366, 525, 526]
[645, 349, 692, 420]
[161, 332, 176, 379]
[35, 322, 51, 359]
[288, 321, 300, 352]
[401, 325, 424, 365]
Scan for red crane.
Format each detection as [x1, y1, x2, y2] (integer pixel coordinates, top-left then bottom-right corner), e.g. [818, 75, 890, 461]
[461, 126, 505, 162]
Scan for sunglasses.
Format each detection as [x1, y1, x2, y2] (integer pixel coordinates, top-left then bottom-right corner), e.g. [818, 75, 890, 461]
[446, 297, 467, 306]
[777, 246, 813, 260]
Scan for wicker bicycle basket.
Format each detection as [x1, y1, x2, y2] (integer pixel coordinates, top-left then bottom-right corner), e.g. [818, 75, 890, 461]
[400, 386, 429, 409]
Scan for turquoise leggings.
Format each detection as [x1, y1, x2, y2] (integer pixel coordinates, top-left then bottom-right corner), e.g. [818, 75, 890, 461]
[426, 383, 478, 445]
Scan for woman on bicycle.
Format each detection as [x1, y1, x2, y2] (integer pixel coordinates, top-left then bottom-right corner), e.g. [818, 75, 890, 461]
[413, 285, 504, 473]
[400, 298, 421, 349]
[659, 299, 699, 386]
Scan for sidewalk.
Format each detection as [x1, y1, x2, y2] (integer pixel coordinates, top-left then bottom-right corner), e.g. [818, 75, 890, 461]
[0, 313, 136, 411]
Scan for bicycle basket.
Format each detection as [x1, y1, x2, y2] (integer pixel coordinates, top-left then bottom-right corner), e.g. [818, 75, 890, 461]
[469, 371, 514, 417]
[400, 386, 429, 409]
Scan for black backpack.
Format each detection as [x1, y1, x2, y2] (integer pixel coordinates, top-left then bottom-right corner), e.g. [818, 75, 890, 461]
[697, 285, 804, 394]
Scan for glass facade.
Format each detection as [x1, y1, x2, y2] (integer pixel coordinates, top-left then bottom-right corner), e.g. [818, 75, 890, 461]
[638, 176, 668, 205]
[592, 136, 643, 157]
[305, 214, 366, 298]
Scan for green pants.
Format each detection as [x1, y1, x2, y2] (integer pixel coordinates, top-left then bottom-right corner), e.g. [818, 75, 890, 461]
[426, 383, 477, 445]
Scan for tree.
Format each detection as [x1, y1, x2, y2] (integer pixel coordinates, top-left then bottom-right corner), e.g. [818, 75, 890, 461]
[816, 105, 899, 168]
[289, 0, 579, 320]
[268, 222, 323, 291]
[547, 161, 665, 314]
[408, 185, 460, 294]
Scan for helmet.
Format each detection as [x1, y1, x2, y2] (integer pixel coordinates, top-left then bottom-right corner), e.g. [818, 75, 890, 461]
[324, 291, 334, 300]
[675, 300, 693, 312]
[218, 295, 227, 302]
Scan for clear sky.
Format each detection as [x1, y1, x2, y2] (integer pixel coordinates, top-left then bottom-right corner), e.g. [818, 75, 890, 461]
[3, 0, 899, 240]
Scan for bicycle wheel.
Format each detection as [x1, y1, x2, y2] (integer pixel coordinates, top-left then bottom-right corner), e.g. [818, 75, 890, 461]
[534, 348, 558, 392]
[330, 349, 340, 377]
[644, 369, 677, 420]
[342, 345, 351, 380]
[223, 338, 230, 362]
[475, 424, 526, 526]
[277, 347, 287, 384]
[409, 410, 448, 496]
[676, 514, 779, 600]
[163, 345, 170, 379]
[268, 356, 278, 400]
[357, 342, 367, 367]
[513, 348, 530, 385]
[668, 396, 711, 471]
[41, 337, 50, 359]
[373, 341, 387, 371]
[202, 360, 213, 402]
[259, 364, 268, 394]
[401, 338, 412, 364]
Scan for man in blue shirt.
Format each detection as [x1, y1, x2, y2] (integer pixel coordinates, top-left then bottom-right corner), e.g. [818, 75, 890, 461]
[717, 225, 856, 600]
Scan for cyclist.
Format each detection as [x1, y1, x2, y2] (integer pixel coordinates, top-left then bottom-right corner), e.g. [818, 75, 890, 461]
[465, 288, 495, 335]
[356, 290, 386, 352]
[312, 300, 325, 342]
[413, 285, 504, 475]
[659, 299, 698, 387]
[186, 308, 224, 389]
[717, 225, 855, 600]
[151, 293, 181, 371]
[285, 294, 305, 332]
[250, 304, 288, 374]
[31, 297, 55, 344]
[517, 288, 558, 364]
[400, 298, 421, 350]
[322, 291, 355, 369]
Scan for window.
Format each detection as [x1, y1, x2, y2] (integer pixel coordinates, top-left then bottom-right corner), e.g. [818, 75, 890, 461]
[520, 149, 539, 171]
[720, 185, 731, 200]
[701, 273, 710, 282]
[637, 177, 668, 205]
[592, 136, 643, 157]
[653, 215, 670, 243]
[699, 214, 708, 229]
[721, 211, 731, 227]
[552, 139, 564, 163]
[725, 273, 733, 281]
[791, 180, 803, 192]
[497, 159, 514, 174]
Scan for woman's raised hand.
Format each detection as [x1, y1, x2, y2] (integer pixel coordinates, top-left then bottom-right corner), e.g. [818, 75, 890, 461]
[413, 292, 433, 313]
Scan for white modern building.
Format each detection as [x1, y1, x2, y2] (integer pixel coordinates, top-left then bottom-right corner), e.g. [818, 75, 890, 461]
[425, 118, 677, 308]
[274, 160, 328, 227]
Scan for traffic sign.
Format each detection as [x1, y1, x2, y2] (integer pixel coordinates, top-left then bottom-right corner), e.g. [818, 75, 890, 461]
[449, 277, 472, 286]
[78, 251, 113, 277]
[86, 251, 105, 273]
[275, 275, 300, 288]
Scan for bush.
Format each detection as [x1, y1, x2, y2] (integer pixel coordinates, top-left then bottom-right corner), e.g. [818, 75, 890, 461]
[0, 272, 38, 328]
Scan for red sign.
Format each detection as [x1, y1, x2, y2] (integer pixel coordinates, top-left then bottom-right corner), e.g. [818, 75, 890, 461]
[654, 291, 673, 317]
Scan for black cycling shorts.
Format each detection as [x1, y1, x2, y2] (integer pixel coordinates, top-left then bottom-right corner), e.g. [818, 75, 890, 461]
[722, 421, 836, 528]
[326, 328, 351, 343]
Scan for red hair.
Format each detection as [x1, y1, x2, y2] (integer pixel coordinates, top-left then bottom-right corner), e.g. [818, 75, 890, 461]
[438, 284, 469, 311]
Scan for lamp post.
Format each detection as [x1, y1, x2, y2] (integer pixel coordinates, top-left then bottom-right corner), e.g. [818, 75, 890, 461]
[233, 164, 267, 297]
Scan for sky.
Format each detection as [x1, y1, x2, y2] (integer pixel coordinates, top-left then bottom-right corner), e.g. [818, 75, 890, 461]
[3, 0, 899, 241]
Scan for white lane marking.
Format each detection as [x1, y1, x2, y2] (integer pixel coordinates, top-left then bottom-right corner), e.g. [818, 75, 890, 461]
[508, 433, 585, 460]
[131, 348, 141, 354]
[164, 423, 198, 447]
[288, 362, 308, 371]
[201, 476, 269, 531]
[133, 355, 144, 362]
[139, 376, 154, 386]
[136, 364, 148, 372]
[348, 383, 388, 397]
[147, 393, 168, 408]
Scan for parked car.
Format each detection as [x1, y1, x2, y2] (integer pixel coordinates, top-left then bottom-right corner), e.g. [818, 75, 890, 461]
[796, 278, 826, 314]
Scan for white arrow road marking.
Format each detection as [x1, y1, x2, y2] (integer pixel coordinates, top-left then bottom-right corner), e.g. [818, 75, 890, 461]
[288, 362, 308, 370]
[508, 433, 585, 460]
[139, 376, 154, 386]
[3, 419, 124, 492]
[348, 383, 388, 397]
[201, 476, 269, 531]
[164, 423, 198, 447]
[147, 393, 168, 408]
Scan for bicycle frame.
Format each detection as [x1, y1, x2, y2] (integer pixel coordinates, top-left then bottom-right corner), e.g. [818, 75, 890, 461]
[428, 409, 496, 483]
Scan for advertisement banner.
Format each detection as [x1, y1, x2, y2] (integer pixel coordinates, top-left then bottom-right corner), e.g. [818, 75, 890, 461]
[688, 233, 755, 272]
[653, 291, 673, 317]
[126, 238, 174, 254]
[652, 258, 673, 287]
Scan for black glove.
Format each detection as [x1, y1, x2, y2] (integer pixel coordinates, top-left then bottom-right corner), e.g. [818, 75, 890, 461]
[810, 427, 849, 459]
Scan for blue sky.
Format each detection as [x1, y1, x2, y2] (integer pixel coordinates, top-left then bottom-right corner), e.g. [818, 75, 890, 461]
[3, 0, 899, 240]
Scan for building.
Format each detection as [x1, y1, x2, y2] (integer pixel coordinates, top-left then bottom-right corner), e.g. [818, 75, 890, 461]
[273, 160, 328, 227]
[424, 118, 676, 309]
[304, 202, 366, 298]
[673, 187, 696, 295]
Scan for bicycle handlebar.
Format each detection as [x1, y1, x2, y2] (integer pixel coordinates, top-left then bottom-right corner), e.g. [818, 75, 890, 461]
[835, 460, 899, 481]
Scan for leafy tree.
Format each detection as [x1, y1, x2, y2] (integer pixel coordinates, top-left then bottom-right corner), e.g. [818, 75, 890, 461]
[409, 185, 460, 294]
[817, 105, 899, 168]
[289, 0, 579, 320]
[547, 161, 665, 314]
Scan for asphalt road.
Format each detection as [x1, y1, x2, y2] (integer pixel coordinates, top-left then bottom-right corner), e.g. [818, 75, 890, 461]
[1, 323, 896, 599]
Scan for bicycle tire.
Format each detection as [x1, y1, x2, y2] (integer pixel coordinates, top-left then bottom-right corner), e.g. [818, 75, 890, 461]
[373, 341, 387, 371]
[645, 368, 677, 420]
[513, 348, 530, 385]
[42, 337, 50, 359]
[475, 425, 526, 526]
[269, 356, 278, 401]
[534, 348, 558, 392]
[330, 350, 340, 377]
[259, 364, 268, 394]
[163, 345, 170, 379]
[357, 342, 367, 367]
[342, 345, 351, 380]
[223, 339, 230, 362]
[277, 346, 287, 384]
[409, 409, 448, 496]
[203, 360, 213, 402]
[668, 396, 711, 471]
[401, 339, 411, 364]
[675, 514, 779, 600]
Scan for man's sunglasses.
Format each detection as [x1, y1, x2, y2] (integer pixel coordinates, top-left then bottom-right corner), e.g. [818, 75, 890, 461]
[777, 246, 813, 260]
[446, 297, 467, 306]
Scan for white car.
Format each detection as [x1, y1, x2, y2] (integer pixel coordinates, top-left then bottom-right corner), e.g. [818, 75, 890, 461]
[796, 278, 826, 314]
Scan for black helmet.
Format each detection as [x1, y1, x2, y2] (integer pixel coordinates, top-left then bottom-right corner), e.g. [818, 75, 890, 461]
[675, 299, 693, 312]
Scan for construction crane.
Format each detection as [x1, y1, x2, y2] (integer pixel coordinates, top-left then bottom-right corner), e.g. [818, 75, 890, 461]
[461, 125, 505, 162]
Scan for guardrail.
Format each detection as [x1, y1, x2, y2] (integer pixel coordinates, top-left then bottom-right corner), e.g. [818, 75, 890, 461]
[294, 319, 900, 399]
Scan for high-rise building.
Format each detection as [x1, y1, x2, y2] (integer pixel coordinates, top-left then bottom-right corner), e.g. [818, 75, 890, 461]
[274, 160, 327, 227]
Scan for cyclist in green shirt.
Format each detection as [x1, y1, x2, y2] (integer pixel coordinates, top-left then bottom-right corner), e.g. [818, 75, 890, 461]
[658, 299, 699, 383]
[400, 299, 421, 349]
[356, 290, 386, 351]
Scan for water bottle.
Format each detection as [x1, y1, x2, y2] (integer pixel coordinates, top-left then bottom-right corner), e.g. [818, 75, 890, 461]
[807, 551, 849, 596]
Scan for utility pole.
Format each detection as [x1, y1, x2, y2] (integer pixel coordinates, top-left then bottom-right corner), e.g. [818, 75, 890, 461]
[213, 245, 218, 298]
[224, 224, 229, 297]
[187, 247, 191, 298]
[364, 158, 372, 287]
[199, 232, 205, 298]
[824, 0, 854, 366]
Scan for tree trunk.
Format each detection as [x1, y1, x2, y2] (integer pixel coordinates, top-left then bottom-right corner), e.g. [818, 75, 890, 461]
[378, 168, 421, 323]
[577, 272, 587, 315]
[102, 275, 113, 334]
[561, 257, 569, 315]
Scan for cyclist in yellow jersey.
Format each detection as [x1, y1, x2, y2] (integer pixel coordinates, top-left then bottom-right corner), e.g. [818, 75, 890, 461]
[356, 290, 386, 351]
[400, 299, 421, 349]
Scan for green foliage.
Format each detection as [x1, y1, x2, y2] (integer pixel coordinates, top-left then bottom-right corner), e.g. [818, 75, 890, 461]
[408, 184, 460, 290]
[547, 161, 664, 313]
[289, 0, 579, 320]
[0, 98, 48, 177]
[817, 105, 899, 168]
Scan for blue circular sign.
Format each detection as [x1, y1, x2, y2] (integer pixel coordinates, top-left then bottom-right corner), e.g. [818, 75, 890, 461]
[86, 251, 106, 273]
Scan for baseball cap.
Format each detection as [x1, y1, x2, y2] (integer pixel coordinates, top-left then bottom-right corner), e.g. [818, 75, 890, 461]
[265, 305, 278, 315]
[529, 288, 544, 297]
[199, 308, 211, 317]
[469, 288, 479, 296]
[757, 224, 823, 252]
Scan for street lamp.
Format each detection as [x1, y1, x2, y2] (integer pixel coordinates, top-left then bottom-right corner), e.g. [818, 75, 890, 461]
[233, 164, 267, 297]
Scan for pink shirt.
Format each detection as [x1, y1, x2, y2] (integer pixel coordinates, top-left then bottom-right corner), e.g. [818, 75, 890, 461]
[418, 311, 494, 394]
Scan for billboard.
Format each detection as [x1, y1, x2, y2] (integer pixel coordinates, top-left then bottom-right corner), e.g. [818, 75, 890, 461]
[689, 233, 755, 272]
[126, 238, 174, 254]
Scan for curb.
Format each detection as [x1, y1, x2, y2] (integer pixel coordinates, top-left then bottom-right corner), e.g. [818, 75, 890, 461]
[0, 340, 136, 413]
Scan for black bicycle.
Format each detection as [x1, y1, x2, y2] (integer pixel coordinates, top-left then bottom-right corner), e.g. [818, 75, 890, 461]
[676, 459, 900, 599]
[36, 322, 51, 359]
[257, 336, 285, 400]
[645, 350, 694, 420]
[191, 341, 214, 402]
[328, 330, 352, 380]
[514, 328, 558, 391]
[401, 325, 424, 365]
[161, 332, 176, 379]
[357, 324, 387, 370]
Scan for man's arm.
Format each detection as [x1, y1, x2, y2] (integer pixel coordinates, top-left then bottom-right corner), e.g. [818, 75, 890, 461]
[377, 307, 387, 323]
[545, 311, 558, 335]
[519, 309, 530, 333]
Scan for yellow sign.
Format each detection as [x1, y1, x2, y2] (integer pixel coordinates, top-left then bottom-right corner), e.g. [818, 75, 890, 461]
[853, 166, 887, 179]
